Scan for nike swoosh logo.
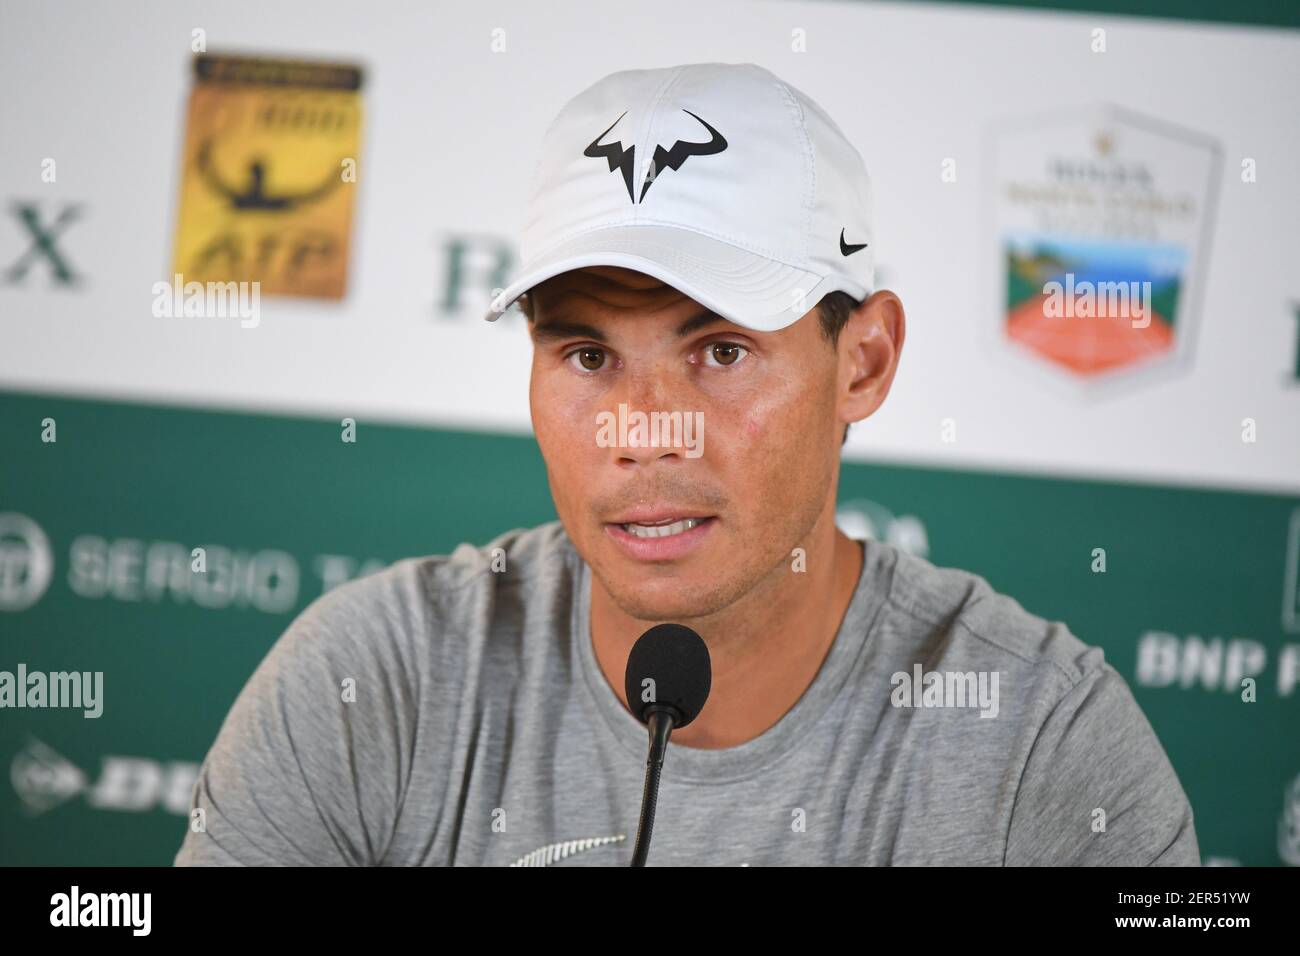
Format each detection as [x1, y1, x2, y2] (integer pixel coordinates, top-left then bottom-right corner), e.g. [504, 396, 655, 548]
[840, 228, 868, 256]
[509, 834, 627, 867]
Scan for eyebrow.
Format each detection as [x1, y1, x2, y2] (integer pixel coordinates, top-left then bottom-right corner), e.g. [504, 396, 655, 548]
[529, 308, 728, 345]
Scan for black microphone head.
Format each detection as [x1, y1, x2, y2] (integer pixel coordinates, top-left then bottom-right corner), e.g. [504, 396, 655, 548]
[623, 623, 712, 728]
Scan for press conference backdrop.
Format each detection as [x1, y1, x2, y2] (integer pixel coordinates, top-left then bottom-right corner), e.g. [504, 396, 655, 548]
[1, 0, 1297, 866]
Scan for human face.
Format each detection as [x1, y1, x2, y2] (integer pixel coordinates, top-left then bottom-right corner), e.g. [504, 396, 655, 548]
[527, 266, 844, 622]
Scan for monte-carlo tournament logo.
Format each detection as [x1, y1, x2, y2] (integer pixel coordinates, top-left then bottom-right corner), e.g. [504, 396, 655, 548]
[987, 103, 1222, 395]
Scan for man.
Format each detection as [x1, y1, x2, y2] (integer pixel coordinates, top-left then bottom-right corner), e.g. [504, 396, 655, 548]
[175, 62, 1198, 866]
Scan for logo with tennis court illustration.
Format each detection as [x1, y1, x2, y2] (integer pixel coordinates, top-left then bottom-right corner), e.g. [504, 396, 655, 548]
[989, 105, 1221, 391]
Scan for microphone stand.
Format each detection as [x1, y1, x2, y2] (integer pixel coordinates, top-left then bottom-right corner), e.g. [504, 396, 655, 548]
[630, 704, 679, 866]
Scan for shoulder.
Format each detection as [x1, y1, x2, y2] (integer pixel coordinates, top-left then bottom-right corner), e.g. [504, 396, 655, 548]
[176, 522, 581, 866]
[270, 520, 576, 669]
[870, 542, 1197, 863]
[878, 542, 1104, 695]
[869, 541, 1136, 762]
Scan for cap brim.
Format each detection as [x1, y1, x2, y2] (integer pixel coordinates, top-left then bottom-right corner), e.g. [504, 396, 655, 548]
[483, 224, 870, 332]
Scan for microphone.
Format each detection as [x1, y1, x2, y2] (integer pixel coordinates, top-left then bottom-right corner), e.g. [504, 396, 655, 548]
[623, 623, 712, 866]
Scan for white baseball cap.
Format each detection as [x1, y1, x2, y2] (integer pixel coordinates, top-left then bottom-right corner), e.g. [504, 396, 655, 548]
[484, 61, 874, 332]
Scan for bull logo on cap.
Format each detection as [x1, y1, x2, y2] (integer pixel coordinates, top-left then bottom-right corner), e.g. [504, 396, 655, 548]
[584, 109, 727, 204]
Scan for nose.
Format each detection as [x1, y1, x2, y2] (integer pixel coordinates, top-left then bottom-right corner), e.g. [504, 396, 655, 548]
[605, 365, 685, 468]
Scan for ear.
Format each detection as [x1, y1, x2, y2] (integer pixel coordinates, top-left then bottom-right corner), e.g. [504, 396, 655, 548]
[837, 290, 905, 429]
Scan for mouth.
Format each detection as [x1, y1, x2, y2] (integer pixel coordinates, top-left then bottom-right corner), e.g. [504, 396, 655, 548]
[603, 512, 717, 560]
[617, 516, 707, 538]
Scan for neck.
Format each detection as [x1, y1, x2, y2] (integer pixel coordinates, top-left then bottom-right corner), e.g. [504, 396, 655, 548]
[588, 497, 866, 749]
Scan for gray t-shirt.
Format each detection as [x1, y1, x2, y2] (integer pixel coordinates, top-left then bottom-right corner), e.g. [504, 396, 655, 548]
[174, 520, 1199, 866]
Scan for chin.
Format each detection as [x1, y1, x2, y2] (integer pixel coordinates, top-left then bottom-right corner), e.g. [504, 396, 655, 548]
[601, 571, 733, 623]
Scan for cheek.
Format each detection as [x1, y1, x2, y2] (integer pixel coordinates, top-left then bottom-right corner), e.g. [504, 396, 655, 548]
[728, 386, 830, 498]
[531, 374, 597, 492]
[530, 375, 565, 471]
[736, 383, 814, 448]
[531, 369, 575, 443]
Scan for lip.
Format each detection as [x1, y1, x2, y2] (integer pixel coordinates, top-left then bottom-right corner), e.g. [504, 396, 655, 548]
[604, 515, 717, 561]
[607, 506, 716, 525]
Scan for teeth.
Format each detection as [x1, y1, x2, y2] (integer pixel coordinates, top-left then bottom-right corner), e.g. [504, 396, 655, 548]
[622, 517, 702, 539]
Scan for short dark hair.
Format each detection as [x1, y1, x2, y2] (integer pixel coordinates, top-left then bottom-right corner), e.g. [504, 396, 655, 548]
[817, 291, 863, 446]
[516, 292, 535, 320]
[816, 289, 861, 347]
[515, 289, 862, 445]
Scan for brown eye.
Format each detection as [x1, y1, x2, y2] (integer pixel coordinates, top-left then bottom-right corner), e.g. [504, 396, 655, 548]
[569, 347, 606, 372]
[704, 342, 748, 367]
